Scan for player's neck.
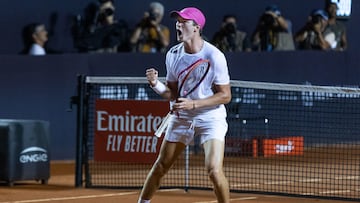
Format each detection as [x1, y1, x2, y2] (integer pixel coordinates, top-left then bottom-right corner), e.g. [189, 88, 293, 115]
[184, 38, 204, 54]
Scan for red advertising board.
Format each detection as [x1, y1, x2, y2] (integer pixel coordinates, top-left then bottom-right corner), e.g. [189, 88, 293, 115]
[94, 100, 169, 163]
[263, 136, 304, 157]
[225, 136, 304, 158]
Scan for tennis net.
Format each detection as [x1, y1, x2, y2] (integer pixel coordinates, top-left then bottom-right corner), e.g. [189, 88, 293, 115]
[75, 76, 360, 201]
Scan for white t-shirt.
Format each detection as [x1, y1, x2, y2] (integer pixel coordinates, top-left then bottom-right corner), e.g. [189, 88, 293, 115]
[165, 40, 230, 119]
[29, 44, 46, 56]
[324, 32, 338, 49]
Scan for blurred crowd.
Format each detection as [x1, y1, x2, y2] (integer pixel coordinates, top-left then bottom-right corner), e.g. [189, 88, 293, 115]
[20, 1, 347, 55]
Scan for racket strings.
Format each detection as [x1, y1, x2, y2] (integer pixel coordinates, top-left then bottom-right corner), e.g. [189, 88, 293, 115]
[178, 59, 210, 98]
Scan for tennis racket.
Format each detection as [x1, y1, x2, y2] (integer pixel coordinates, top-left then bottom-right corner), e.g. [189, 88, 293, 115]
[154, 58, 211, 138]
[178, 58, 211, 98]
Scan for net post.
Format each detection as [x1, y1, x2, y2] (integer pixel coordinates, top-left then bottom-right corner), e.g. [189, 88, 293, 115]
[75, 74, 86, 187]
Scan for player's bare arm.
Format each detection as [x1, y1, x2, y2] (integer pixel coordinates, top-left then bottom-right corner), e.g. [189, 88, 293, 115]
[166, 81, 179, 101]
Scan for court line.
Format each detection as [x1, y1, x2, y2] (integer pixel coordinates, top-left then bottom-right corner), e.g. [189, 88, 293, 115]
[264, 181, 292, 185]
[301, 193, 316, 196]
[193, 197, 257, 203]
[0, 189, 190, 203]
[231, 183, 260, 187]
[158, 188, 183, 192]
[335, 176, 359, 180]
[0, 191, 138, 203]
[303, 189, 356, 195]
[232, 175, 357, 188]
[297, 178, 322, 183]
[231, 178, 322, 188]
[319, 190, 351, 194]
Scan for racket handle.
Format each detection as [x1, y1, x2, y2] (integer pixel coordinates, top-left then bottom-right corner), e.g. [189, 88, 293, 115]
[155, 112, 174, 138]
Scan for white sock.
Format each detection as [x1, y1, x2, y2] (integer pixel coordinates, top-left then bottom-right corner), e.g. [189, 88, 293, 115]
[138, 198, 150, 203]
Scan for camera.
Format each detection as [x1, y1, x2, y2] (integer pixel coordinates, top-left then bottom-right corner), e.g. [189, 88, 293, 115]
[148, 10, 159, 21]
[102, 8, 114, 16]
[224, 23, 236, 34]
[97, 7, 114, 24]
[138, 10, 159, 28]
[260, 13, 276, 29]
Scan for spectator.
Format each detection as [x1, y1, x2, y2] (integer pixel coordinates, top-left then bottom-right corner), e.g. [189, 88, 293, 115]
[129, 2, 170, 53]
[294, 9, 336, 50]
[211, 14, 251, 52]
[72, 0, 130, 53]
[325, 2, 347, 51]
[252, 4, 295, 51]
[20, 23, 48, 55]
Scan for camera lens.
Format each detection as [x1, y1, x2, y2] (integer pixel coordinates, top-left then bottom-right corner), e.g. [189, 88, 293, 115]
[148, 11, 159, 21]
[225, 23, 236, 33]
[263, 14, 275, 25]
[103, 8, 114, 16]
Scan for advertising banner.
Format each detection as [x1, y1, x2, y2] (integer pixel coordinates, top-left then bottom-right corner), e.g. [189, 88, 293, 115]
[94, 100, 169, 163]
[262, 136, 304, 157]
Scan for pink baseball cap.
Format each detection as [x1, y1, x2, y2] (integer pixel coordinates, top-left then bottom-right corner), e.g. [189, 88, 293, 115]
[170, 7, 206, 29]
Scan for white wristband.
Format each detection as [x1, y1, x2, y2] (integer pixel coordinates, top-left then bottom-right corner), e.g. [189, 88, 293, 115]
[151, 80, 166, 95]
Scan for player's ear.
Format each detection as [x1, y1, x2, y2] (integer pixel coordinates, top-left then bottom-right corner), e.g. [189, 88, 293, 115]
[193, 20, 200, 31]
[195, 25, 201, 32]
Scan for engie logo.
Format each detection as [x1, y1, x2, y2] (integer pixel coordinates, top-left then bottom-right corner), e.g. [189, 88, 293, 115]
[19, 147, 48, 163]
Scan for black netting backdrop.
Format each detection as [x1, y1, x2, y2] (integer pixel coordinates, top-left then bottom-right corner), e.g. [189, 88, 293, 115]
[80, 77, 360, 201]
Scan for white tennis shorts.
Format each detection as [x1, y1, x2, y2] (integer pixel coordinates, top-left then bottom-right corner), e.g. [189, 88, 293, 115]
[164, 116, 228, 145]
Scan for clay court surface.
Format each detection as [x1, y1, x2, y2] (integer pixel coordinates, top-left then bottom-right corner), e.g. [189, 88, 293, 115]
[0, 162, 354, 203]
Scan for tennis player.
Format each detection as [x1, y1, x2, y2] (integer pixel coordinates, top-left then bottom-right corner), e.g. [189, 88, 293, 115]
[139, 7, 231, 203]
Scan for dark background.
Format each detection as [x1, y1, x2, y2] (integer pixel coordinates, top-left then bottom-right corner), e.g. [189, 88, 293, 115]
[0, 0, 359, 160]
[1, 0, 357, 54]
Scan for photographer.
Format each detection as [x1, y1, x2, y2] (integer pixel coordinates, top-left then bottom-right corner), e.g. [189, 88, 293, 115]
[325, 2, 347, 51]
[212, 14, 251, 52]
[129, 2, 170, 53]
[295, 9, 336, 50]
[252, 5, 294, 51]
[72, 0, 130, 53]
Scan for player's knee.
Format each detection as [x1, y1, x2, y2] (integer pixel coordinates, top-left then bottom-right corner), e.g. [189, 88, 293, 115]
[152, 161, 169, 177]
[207, 167, 222, 182]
